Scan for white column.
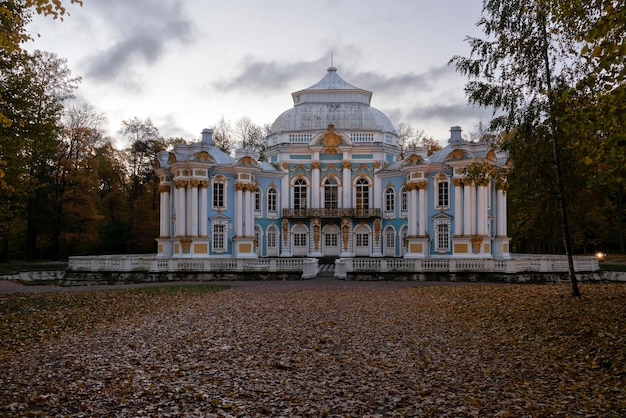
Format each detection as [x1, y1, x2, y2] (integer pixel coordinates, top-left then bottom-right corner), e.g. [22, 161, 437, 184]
[374, 174, 381, 211]
[245, 186, 254, 237]
[159, 184, 171, 237]
[477, 184, 487, 236]
[235, 185, 243, 237]
[281, 172, 289, 211]
[176, 181, 186, 237]
[463, 182, 472, 236]
[342, 160, 351, 208]
[454, 179, 463, 236]
[409, 186, 418, 236]
[497, 189, 507, 236]
[470, 184, 477, 235]
[199, 181, 208, 237]
[190, 180, 199, 237]
[312, 162, 320, 208]
[418, 184, 427, 236]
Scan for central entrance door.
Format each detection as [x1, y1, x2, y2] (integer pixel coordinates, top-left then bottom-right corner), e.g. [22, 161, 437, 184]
[322, 225, 340, 256]
[354, 225, 371, 257]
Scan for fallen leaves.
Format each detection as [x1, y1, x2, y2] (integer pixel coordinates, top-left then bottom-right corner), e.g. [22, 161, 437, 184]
[0, 283, 624, 417]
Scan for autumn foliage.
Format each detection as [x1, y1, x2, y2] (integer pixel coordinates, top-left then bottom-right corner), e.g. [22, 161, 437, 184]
[0, 283, 624, 416]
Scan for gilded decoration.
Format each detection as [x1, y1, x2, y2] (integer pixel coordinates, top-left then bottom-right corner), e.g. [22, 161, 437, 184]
[403, 154, 423, 166]
[373, 161, 381, 169]
[471, 237, 482, 254]
[281, 162, 290, 170]
[189, 179, 202, 188]
[180, 238, 192, 253]
[374, 218, 381, 245]
[452, 178, 463, 187]
[342, 160, 352, 169]
[158, 184, 171, 193]
[312, 218, 320, 251]
[446, 149, 466, 161]
[486, 150, 497, 161]
[167, 152, 176, 164]
[435, 172, 448, 181]
[240, 173, 250, 180]
[234, 182, 247, 191]
[416, 181, 428, 190]
[174, 179, 188, 189]
[341, 219, 350, 251]
[199, 179, 209, 188]
[323, 124, 341, 154]
[269, 181, 277, 188]
[196, 151, 214, 163]
[282, 219, 289, 245]
[239, 156, 259, 168]
[214, 174, 226, 182]
[245, 183, 257, 192]
[311, 160, 321, 169]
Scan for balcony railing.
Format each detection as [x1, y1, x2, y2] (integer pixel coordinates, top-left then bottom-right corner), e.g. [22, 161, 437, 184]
[282, 208, 381, 219]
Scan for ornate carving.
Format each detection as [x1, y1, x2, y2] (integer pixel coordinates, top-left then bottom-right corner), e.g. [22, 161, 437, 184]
[471, 237, 482, 254]
[197, 151, 213, 163]
[374, 218, 381, 245]
[158, 184, 171, 193]
[180, 238, 192, 253]
[311, 160, 321, 169]
[404, 154, 423, 165]
[189, 179, 202, 188]
[446, 149, 466, 161]
[452, 178, 463, 187]
[416, 181, 428, 190]
[245, 183, 257, 192]
[323, 124, 341, 154]
[282, 219, 289, 246]
[373, 161, 381, 169]
[199, 179, 209, 188]
[167, 152, 177, 164]
[496, 179, 509, 191]
[341, 219, 350, 251]
[174, 179, 188, 189]
[312, 218, 320, 251]
[435, 172, 447, 181]
[281, 162, 290, 170]
[234, 182, 247, 191]
[342, 160, 352, 169]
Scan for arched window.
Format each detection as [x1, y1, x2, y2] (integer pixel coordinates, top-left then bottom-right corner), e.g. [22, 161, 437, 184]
[385, 187, 395, 214]
[293, 178, 308, 209]
[355, 178, 369, 210]
[324, 178, 338, 209]
[267, 187, 278, 213]
[266, 225, 278, 257]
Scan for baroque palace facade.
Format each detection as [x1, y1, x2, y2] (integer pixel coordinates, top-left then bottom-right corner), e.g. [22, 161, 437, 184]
[154, 67, 511, 261]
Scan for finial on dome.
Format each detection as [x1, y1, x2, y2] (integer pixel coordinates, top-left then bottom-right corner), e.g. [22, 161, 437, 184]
[328, 51, 337, 72]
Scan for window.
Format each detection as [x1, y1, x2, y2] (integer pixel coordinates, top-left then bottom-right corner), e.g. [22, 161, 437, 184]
[254, 187, 262, 213]
[294, 233, 307, 247]
[267, 228, 277, 248]
[212, 223, 226, 252]
[385, 228, 395, 248]
[293, 178, 307, 209]
[356, 178, 369, 210]
[325, 233, 338, 247]
[400, 187, 408, 212]
[267, 188, 277, 212]
[324, 178, 338, 209]
[437, 179, 449, 208]
[435, 221, 451, 252]
[212, 182, 225, 209]
[356, 233, 369, 247]
[385, 188, 395, 213]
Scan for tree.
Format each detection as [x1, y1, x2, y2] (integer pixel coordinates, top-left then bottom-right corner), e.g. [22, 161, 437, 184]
[395, 123, 439, 156]
[449, 0, 597, 296]
[212, 116, 234, 155]
[233, 116, 267, 160]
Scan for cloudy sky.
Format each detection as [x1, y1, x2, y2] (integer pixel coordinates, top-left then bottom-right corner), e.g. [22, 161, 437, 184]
[26, 0, 493, 145]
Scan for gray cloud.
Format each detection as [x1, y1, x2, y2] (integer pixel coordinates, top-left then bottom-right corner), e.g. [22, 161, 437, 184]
[82, 0, 195, 83]
[348, 65, 456, 94]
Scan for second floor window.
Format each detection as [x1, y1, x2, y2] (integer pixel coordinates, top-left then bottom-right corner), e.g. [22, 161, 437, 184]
[401, 187, 408, 212]
[325, 178, 338, 209]
[437, 180, 449, 208]
[385, 188, 395, 213]
[267, 188, 277, 212]
[356, 178, 369, 210]
[254, 187, 262, 212]
[212, 182, 224, 209]
[294, 178, 307, 209]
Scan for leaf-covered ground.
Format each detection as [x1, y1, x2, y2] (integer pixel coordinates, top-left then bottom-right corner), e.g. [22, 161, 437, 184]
[0, 283, 624, 417]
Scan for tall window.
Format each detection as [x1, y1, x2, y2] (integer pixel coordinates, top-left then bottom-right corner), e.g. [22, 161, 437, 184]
[212, 223, 226, 252]
[435, 221, 451, 252]
[437, 179, 449, 208]
[254, 187, 262, 213]
[324, 178, 338, 209]
[267, 187, 277, 212]
[212, 182, 225, 209]
[385, 227, 395, 249]
[385, 188, 395, 213]
[267, 228, 277, 249]
[356, 178, 369, 210]
[293, 178, 307, 209]
[400, 187, 408, 213]
[294, 233, 307, 247]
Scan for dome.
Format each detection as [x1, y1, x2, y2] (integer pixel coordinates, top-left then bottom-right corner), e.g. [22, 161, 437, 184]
[269, 67, 396, 135]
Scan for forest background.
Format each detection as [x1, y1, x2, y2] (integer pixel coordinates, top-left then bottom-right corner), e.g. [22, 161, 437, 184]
[1, 0, 624, 262]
